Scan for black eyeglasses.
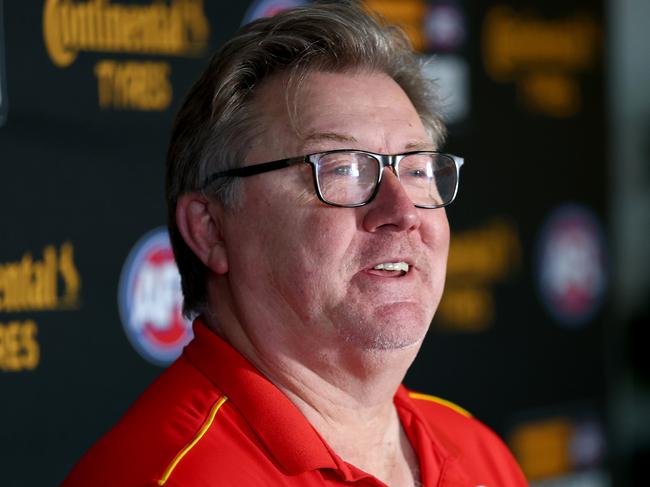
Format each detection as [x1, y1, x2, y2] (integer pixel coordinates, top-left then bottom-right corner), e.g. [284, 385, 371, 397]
[202, 149, 464, 208]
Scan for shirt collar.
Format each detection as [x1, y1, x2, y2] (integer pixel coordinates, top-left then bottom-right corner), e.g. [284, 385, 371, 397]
[394, 386, 470, 486]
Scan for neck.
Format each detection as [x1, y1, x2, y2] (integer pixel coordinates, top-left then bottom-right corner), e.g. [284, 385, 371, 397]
[279, 380, 420, 486]
[204, 283, 422, 486]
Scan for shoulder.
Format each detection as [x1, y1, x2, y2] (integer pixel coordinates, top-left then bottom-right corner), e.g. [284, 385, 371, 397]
[399, 388, 529, 486]
[61, 357, 268, 487]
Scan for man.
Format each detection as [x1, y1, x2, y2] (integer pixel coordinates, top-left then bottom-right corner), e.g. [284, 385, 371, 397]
[63, 3, 527, 486]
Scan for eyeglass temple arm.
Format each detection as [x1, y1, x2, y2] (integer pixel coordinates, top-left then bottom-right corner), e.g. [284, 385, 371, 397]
[201, 157, 305, 189]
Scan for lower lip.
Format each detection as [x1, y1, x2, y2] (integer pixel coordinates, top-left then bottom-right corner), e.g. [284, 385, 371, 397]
[363, 268, 414, 280]
[366, 269, 405, 277]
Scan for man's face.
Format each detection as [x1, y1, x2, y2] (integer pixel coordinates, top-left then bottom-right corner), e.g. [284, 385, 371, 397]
[219, 70, 450, 354]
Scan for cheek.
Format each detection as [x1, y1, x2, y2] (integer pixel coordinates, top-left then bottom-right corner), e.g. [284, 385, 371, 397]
[236, 206, 349, 277]
[230, 178, 358, 292]
[422, 209, 450, 264]
[277, 210, 359, 309]
[296, 209, 358, 269]
[256, 210, 357, 318]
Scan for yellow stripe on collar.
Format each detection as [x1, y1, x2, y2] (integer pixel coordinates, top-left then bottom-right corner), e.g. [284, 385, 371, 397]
[408, 392, 472, 418]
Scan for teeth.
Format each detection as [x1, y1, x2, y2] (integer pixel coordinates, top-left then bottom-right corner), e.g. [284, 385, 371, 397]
[373, 262, 409, 273]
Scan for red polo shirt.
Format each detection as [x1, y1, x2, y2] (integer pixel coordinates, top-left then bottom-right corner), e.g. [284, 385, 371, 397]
[62, 320, 527, 486]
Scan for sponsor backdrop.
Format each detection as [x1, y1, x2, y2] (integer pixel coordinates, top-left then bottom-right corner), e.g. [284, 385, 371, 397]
[0, 1, 610, 486]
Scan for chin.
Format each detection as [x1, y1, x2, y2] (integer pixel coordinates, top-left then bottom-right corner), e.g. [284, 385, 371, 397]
[335, 304, 431, 351]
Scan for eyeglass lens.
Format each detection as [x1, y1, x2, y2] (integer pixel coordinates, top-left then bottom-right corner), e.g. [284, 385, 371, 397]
[315, 152, 457, 207]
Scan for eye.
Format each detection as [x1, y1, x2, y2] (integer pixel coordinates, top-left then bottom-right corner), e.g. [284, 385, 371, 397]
[400, 154, 435, 180]
[406, 168, 429, 178]
[333, 164, 360, 177]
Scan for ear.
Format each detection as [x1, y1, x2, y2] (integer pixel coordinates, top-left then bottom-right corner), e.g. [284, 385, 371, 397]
[175, 193, 229, 275]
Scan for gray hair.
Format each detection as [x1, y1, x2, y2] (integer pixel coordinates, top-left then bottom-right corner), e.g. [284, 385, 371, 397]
[166, 0, 446, 317]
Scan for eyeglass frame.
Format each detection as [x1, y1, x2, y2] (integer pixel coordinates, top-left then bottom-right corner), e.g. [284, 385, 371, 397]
[201, 149, 465, 209]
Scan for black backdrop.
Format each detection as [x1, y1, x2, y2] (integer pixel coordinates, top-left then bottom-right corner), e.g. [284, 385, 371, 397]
[0, 1, 609, 486]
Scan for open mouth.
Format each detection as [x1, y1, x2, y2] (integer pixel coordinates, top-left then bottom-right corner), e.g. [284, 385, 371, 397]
[368, 262, 410, 277]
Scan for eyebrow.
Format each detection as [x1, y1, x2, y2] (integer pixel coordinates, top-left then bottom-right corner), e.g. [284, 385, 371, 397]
[404, 140, 436, 151]
[301, 132, 435, 152]
[302, 131, 358, 144]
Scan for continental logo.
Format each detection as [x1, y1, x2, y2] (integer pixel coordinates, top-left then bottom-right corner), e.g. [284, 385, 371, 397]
[0, 243, 81, 312]
[43, 0, 210, 68]
[436, 218, 521, 331]
[482, 6, 599, 117]
[0, 320, 40, 372]
[509, 415, 605, 480]
[95, 60, 172, 110]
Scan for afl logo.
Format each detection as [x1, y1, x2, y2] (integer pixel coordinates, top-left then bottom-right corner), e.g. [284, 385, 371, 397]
[118, 227, 192, 366]
[536, 204, 607, 327]
[241, 0, 308, 25]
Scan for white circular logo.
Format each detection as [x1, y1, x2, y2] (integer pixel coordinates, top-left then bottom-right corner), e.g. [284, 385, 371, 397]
[536, 205, 607, 327]
[118, 227, 193, 365]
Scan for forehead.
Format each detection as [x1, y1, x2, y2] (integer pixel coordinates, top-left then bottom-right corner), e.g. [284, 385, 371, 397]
[246, 70, 432, 162]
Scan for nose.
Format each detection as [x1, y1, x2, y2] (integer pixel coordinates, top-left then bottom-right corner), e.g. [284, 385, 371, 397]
[362, 170, 421, 232]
